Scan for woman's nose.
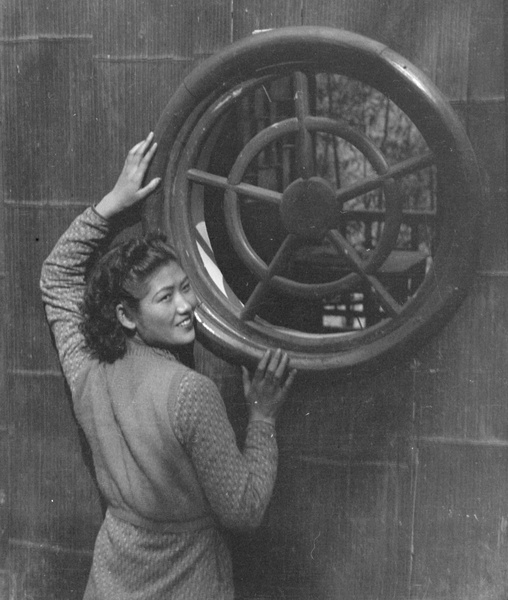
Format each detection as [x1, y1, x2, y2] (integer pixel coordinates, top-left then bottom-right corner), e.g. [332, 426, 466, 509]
[176, 292, 194, 312]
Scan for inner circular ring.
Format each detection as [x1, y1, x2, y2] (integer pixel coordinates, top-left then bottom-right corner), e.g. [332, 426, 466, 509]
[223, 116, 400, 296]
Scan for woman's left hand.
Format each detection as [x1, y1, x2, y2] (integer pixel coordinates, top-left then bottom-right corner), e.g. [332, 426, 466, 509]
[243, 349, 297, 424]
[96, 132, 161, 219]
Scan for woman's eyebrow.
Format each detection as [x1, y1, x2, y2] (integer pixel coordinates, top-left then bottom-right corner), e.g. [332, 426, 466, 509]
[152, 284, 175, 300]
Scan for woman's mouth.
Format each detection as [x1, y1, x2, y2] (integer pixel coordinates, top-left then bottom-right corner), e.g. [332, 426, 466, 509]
[178, 316, 193, 328]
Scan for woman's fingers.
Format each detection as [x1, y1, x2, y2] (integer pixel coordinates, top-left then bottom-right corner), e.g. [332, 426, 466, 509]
[283, 368, 297, 391]
[120, 133, 159, 199]
[254, 349, 271, 380]
[273, 351, 289, 380]
[140, 131, 155, 151]
[131, 131, 154, 155]
[241, 366, 251, 396]
[254, 348, 293, 386]
[245, 348, 297, 421]
[128, 137, 149, 157]
[137, 176, 161, 199]
[140, 141, 158, 170]
[126, 133, 156, 169]
[266, 348, 282, 374]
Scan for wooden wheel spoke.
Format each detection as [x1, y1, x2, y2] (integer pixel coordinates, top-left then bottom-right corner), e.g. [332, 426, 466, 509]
[240, 235, 300, 321]
[336, 151, 435, 205]
[327, 231, 402, 317]
[294, 71, 314, 179]
[187, 168, 282, 206]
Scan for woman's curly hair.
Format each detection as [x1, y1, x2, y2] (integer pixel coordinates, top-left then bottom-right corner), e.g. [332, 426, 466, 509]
[80, 232, 179, 363]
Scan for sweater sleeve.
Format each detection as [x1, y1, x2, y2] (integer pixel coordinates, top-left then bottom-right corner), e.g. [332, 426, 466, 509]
[174, 370, 278, 531]
[40, 207, 111, 390]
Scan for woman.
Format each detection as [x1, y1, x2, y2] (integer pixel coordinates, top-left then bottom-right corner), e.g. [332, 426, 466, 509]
[40, 132, 296, 599]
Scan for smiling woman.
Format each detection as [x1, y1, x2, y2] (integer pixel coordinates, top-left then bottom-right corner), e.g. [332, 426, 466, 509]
[116, 260, 198, 349]
[79, 230, 198, 362]
[39, 133, 296, 600]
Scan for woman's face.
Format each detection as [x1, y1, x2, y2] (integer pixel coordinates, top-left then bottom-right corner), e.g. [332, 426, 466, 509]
[127, 261, 198, 349]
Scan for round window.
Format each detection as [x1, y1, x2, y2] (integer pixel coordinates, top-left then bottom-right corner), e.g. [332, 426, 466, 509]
[144, 27, 481, 372]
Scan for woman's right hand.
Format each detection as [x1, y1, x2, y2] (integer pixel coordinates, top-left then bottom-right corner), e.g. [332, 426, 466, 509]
[242, 349, 297, 425]
[95, 132, 161, 220]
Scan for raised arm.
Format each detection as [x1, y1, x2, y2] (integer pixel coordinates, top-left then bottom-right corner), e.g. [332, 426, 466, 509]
[40, 208, 112, 388]
[40, 133, 160, 390]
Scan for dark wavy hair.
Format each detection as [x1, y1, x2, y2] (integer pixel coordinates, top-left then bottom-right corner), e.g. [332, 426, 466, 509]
[80, 232, 179, 363]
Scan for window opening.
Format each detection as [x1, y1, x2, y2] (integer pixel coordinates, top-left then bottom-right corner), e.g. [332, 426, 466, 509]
[204, 73, 436, 334]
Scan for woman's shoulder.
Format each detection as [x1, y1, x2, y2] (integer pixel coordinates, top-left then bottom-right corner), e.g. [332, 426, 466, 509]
[118, 343, 218, 391]
[124, 346, 189, 378]
[178, 365, 218, 393]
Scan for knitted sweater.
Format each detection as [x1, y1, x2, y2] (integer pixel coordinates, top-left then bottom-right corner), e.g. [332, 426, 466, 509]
[40, 207, 279, 599]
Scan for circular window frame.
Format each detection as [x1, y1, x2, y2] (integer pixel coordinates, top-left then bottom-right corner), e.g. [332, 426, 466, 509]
[143, 26, 481, 373]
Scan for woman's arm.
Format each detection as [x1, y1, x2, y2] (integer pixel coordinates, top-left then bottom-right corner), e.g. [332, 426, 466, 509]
[40, 133, 160, 390]
[175, 371, 277, 530]
[40, 208, 112, 389]
[176, 352, 295, 531]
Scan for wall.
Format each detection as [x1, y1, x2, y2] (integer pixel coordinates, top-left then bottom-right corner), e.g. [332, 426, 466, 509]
[0, 1, 505, 598]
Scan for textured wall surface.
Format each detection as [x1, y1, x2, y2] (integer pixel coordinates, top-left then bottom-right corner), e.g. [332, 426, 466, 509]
[0, 1, 505, 598]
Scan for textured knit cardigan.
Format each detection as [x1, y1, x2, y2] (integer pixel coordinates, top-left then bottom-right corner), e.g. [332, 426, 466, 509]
[40, 207, 279, 599]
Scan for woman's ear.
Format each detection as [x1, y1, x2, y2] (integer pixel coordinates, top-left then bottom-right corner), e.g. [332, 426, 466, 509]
[116, 303, 137, 332]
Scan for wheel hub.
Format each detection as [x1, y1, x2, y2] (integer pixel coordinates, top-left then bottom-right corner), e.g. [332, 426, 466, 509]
[280, 176, 338, 240]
